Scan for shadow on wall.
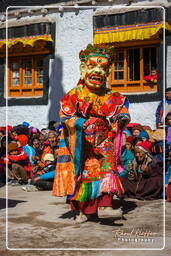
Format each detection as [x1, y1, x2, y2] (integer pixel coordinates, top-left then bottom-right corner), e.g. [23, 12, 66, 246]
[48, 56, 65, 123]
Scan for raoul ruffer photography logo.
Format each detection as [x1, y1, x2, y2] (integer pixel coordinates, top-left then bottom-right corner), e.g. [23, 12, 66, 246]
[112, 228, 158, 243]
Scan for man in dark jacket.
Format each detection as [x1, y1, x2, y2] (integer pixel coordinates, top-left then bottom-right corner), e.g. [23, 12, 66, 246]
[155, 87, 171, 128]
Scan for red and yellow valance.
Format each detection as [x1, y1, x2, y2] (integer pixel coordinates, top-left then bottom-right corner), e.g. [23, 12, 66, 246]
[0, 34, 53, 49]
[94, 21, 171, 44]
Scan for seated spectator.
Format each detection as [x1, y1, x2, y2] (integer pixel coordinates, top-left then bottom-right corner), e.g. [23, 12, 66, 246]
[29, 130, 58, 176]
[132, 125, 143, 138]
[120, 141, 163, 200]
[4, 142, 31, 185]
[132, 136, 143, 146]
[125, 136, 134, 151]
[152, 128, 165, 142]
[39, 128, 49, 150]
[10, 124, 29, 137]
[29, 127, 40, 139]
[166, 113, 171, 143]
[166, 112, 171, 126]
[48, 121, 57, 131]
[166, 148, 171, 202]
[23, 153, 56, 191]
[39, 131, 59, 167]
[123, 129, 132, 138]
[17, 134, 36, 167]
[139, 129, 152, 151]
[144, 68, 158, 82]
[29, 136, 42, 161]
[139, 130, 149, 141]
[10, 128, 18, 141]
[119, 137, 135, 178]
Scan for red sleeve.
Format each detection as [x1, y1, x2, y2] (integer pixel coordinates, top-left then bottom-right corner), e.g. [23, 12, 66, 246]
[8, 151, 29, 162]
[2, 156, 11, 165]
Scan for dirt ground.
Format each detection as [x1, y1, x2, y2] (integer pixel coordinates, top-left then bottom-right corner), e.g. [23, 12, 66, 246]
[0, 184, 171, 256]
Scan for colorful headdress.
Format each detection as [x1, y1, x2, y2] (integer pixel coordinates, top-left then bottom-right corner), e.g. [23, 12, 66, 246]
[79, 44, 115, 64]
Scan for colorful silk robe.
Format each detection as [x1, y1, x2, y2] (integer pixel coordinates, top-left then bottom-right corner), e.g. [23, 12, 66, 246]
[53, 82, 130, 202]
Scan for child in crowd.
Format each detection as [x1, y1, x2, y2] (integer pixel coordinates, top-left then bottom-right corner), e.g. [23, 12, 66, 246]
[22, 153, 56, 192]
[4, 142, 30, 185]
[119, 136, 135, 178]
[17, 134, 36, 167]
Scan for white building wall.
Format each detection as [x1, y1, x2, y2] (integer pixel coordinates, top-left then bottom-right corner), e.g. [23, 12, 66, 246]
[129, 101, 159, 128]
[0, 7, 161, 129]
[0, 9, 94, 129]
[167, 45, 171, 88]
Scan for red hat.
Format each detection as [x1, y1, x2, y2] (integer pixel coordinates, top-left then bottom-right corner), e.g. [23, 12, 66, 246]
[136, 141, 151, 153]
[0, 126, 6, 132]
[127, 123, 141, 128]
[7, 125, 13, 132]
[17, 134, 28, 147]
[126, 136, 134, 144]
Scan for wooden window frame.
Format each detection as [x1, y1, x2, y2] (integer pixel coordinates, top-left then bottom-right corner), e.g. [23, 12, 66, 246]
[8, 55, 44, 98]
[108, 39, 161, 94]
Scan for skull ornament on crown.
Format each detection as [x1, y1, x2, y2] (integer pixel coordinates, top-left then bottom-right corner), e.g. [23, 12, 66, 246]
[79, 44, 115, 91]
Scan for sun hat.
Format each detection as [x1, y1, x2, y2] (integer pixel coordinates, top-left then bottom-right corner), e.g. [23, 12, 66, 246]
[8, 142, 19, 153]
[43, 153, 55, 162]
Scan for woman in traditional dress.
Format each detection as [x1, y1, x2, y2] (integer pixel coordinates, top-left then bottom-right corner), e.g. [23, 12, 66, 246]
[120, 141, 163, 200]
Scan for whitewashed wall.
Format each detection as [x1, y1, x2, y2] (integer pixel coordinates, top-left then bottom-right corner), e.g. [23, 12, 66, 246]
[129, 101, 159, 128]
[0, 9, 94, 129]
[0, 7, 162, 130]
[167, 45, 171, 88]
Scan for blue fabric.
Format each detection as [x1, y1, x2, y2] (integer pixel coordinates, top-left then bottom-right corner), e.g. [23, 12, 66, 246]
[66, 184, 79, 200]
[23, 145, 36, 165]
[40, 170, 55, 180]
[155, 99, 171, 125]
[74, 117, 86, 176]
[59, 139, 67, 148]
[91, 180, 101, 199]
[57, 124, 63, 133]
[57, 155, 71, 163]
[119, 149, 135, 178]
[139, 130, 149, 140]
[165, 165, 171, 185]
[124, 97, 129, 109]
[22, 122, 30, 127]
[124, 129, 132, 137]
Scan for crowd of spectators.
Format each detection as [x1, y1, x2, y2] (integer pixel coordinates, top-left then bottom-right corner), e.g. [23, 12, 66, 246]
[0, 121, 62, 192]
[0, 113, 170, 202]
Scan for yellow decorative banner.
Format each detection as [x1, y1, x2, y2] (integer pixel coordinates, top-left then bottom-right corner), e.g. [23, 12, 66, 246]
[94, 22, 171, 44]
[0, 34, 53, 48]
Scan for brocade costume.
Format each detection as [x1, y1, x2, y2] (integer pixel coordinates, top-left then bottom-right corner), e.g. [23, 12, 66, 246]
[53, 81, 130, 214]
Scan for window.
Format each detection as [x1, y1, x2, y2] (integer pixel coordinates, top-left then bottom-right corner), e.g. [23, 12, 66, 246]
[8, 55, 45, 97]
[109, 43, 159, 93]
